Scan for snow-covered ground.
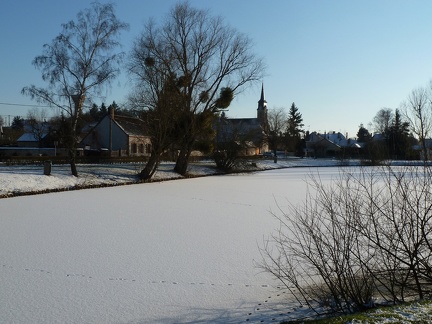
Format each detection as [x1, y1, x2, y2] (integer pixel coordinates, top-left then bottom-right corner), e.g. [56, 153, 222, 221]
[1, 159, 431, 323]
[0, 158, 350, 197]
[1, 159, 345, 323]
[11, 158, 432, 323]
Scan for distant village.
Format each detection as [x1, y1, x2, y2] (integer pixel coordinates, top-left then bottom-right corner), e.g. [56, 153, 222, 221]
[1, 0, 430, 179]
[0, 84, 428, 163]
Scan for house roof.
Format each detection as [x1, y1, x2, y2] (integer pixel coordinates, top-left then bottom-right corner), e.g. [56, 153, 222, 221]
[113, 115, 146, 136]
[321, 132, 347, 145]
[79, 111, 148, 147]
[308, 131, 360, 148]
[17, 132, 48, 142]
[372, 133, 385, 141]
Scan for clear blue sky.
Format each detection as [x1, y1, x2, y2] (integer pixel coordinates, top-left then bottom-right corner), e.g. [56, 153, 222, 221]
[1, 0, 432, 138]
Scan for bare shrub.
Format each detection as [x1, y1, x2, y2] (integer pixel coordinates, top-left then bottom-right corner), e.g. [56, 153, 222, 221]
[261, 165, 432, 316]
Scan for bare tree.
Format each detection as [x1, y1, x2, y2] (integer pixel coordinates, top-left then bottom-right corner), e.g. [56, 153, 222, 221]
[213, 114, 259, 171]
[129, 2, 265, 176]
[261, 166, 432, 316]
[22, 3, 128, 176]
[373, 108, 393, 134]
[402, 87, 432, 162]
[128, 72, 185, 180]
[267, 106, 287, 161]
[26, 107, 49, 148]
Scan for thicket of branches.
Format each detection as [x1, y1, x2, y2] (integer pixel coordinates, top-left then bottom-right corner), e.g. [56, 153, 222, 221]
[261, 165, 432, 316]
[213, 115, 259, 171]
[128, 2, 265, 177]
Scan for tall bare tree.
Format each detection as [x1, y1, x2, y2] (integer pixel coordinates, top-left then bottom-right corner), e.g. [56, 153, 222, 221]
[129, 2, 265, 176]
[26, 107, 49, 148]
[402, 86, 432, 162]
[373, 108, 393, 134]
[22, 3, 128, 176]
[267, 106, 287, 161]
[128, 72, 185, 180]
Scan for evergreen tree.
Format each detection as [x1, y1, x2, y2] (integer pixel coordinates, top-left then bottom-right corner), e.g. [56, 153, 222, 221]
[11, 116, 24, 130]
[285, 103, 304, 155]
[385, 109, 412, 159]
[89, 103, 100, 121]
[356, 124, 371, 143]
[100, 103, 108, 116]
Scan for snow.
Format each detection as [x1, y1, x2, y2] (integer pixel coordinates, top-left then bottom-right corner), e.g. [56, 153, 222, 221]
[0, 158, 352, 197]
[0, 159, 352, 323]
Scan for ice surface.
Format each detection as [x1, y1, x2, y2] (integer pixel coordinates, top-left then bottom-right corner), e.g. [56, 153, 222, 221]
[0, 165, 338, 323]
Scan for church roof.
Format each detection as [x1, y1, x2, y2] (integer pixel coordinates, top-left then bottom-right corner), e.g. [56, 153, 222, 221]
[222, 117, 261, 127]
[216, 117, 264, 144]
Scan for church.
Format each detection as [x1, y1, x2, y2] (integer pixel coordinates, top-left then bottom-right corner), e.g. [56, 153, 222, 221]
[215, 84, 269, 155]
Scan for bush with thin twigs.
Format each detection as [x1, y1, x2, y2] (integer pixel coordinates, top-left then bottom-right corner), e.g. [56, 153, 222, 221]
[261, 165, 432, 316]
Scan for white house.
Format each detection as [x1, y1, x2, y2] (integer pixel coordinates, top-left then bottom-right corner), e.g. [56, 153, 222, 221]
[80, 108, 151, 157]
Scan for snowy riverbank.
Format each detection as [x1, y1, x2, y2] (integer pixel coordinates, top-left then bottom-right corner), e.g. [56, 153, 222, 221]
[0, 157, 351, 198]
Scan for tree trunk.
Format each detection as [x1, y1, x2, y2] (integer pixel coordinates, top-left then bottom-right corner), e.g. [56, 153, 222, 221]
[69, 94, 84, 178]
[69, 148, 78, 177]
[421, 137, 428, 164]
[273, 149, 277, 163]
[139, 153, 160, 180]
[174, 146, 192, 175]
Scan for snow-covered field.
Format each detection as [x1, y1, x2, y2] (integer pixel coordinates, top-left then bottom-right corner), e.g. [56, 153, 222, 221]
[0, 158, 349, 197]
[2, 159, 432, 323]
[1, 159, 342, 323]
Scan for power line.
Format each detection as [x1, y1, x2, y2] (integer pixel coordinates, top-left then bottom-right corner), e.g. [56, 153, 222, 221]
[0, 102, 51, 108]
[0, 100, 125, 109]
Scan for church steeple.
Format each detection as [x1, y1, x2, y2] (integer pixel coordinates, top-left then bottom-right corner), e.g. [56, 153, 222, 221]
[258, 83, 267, 109]
[257, 82, 267, 123]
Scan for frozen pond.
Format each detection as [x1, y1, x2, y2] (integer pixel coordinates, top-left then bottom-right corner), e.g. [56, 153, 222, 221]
[0, 167, 341, 323]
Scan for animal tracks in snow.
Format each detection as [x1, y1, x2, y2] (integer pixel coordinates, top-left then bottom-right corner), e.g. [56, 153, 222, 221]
[2, 263, 273, 289]
[3, 263, 302, 323]
[245, 287, 307, 323]
[2, 264, 51, 275]
[190, 197, 254, 207]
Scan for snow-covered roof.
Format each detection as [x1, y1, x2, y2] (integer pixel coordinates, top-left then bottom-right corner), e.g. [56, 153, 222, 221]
[17, 132, 47, 142]
[308, 131, 358, 148]
[114, 115, 146, 136]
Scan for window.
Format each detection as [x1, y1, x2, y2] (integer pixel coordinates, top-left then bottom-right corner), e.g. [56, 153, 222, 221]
[145, 143, 152, 153]
[131, 143, 137, 154]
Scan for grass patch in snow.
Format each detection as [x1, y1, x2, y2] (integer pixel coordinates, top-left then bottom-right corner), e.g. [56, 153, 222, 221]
[283, 299, 432, 323]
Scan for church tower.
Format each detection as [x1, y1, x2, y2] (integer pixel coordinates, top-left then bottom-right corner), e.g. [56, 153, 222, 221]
[257, 83, 268, 131]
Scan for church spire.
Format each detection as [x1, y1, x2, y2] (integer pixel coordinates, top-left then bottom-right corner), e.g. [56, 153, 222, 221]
[258, 83, 267, 107]
[257, 82, 268, 131]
